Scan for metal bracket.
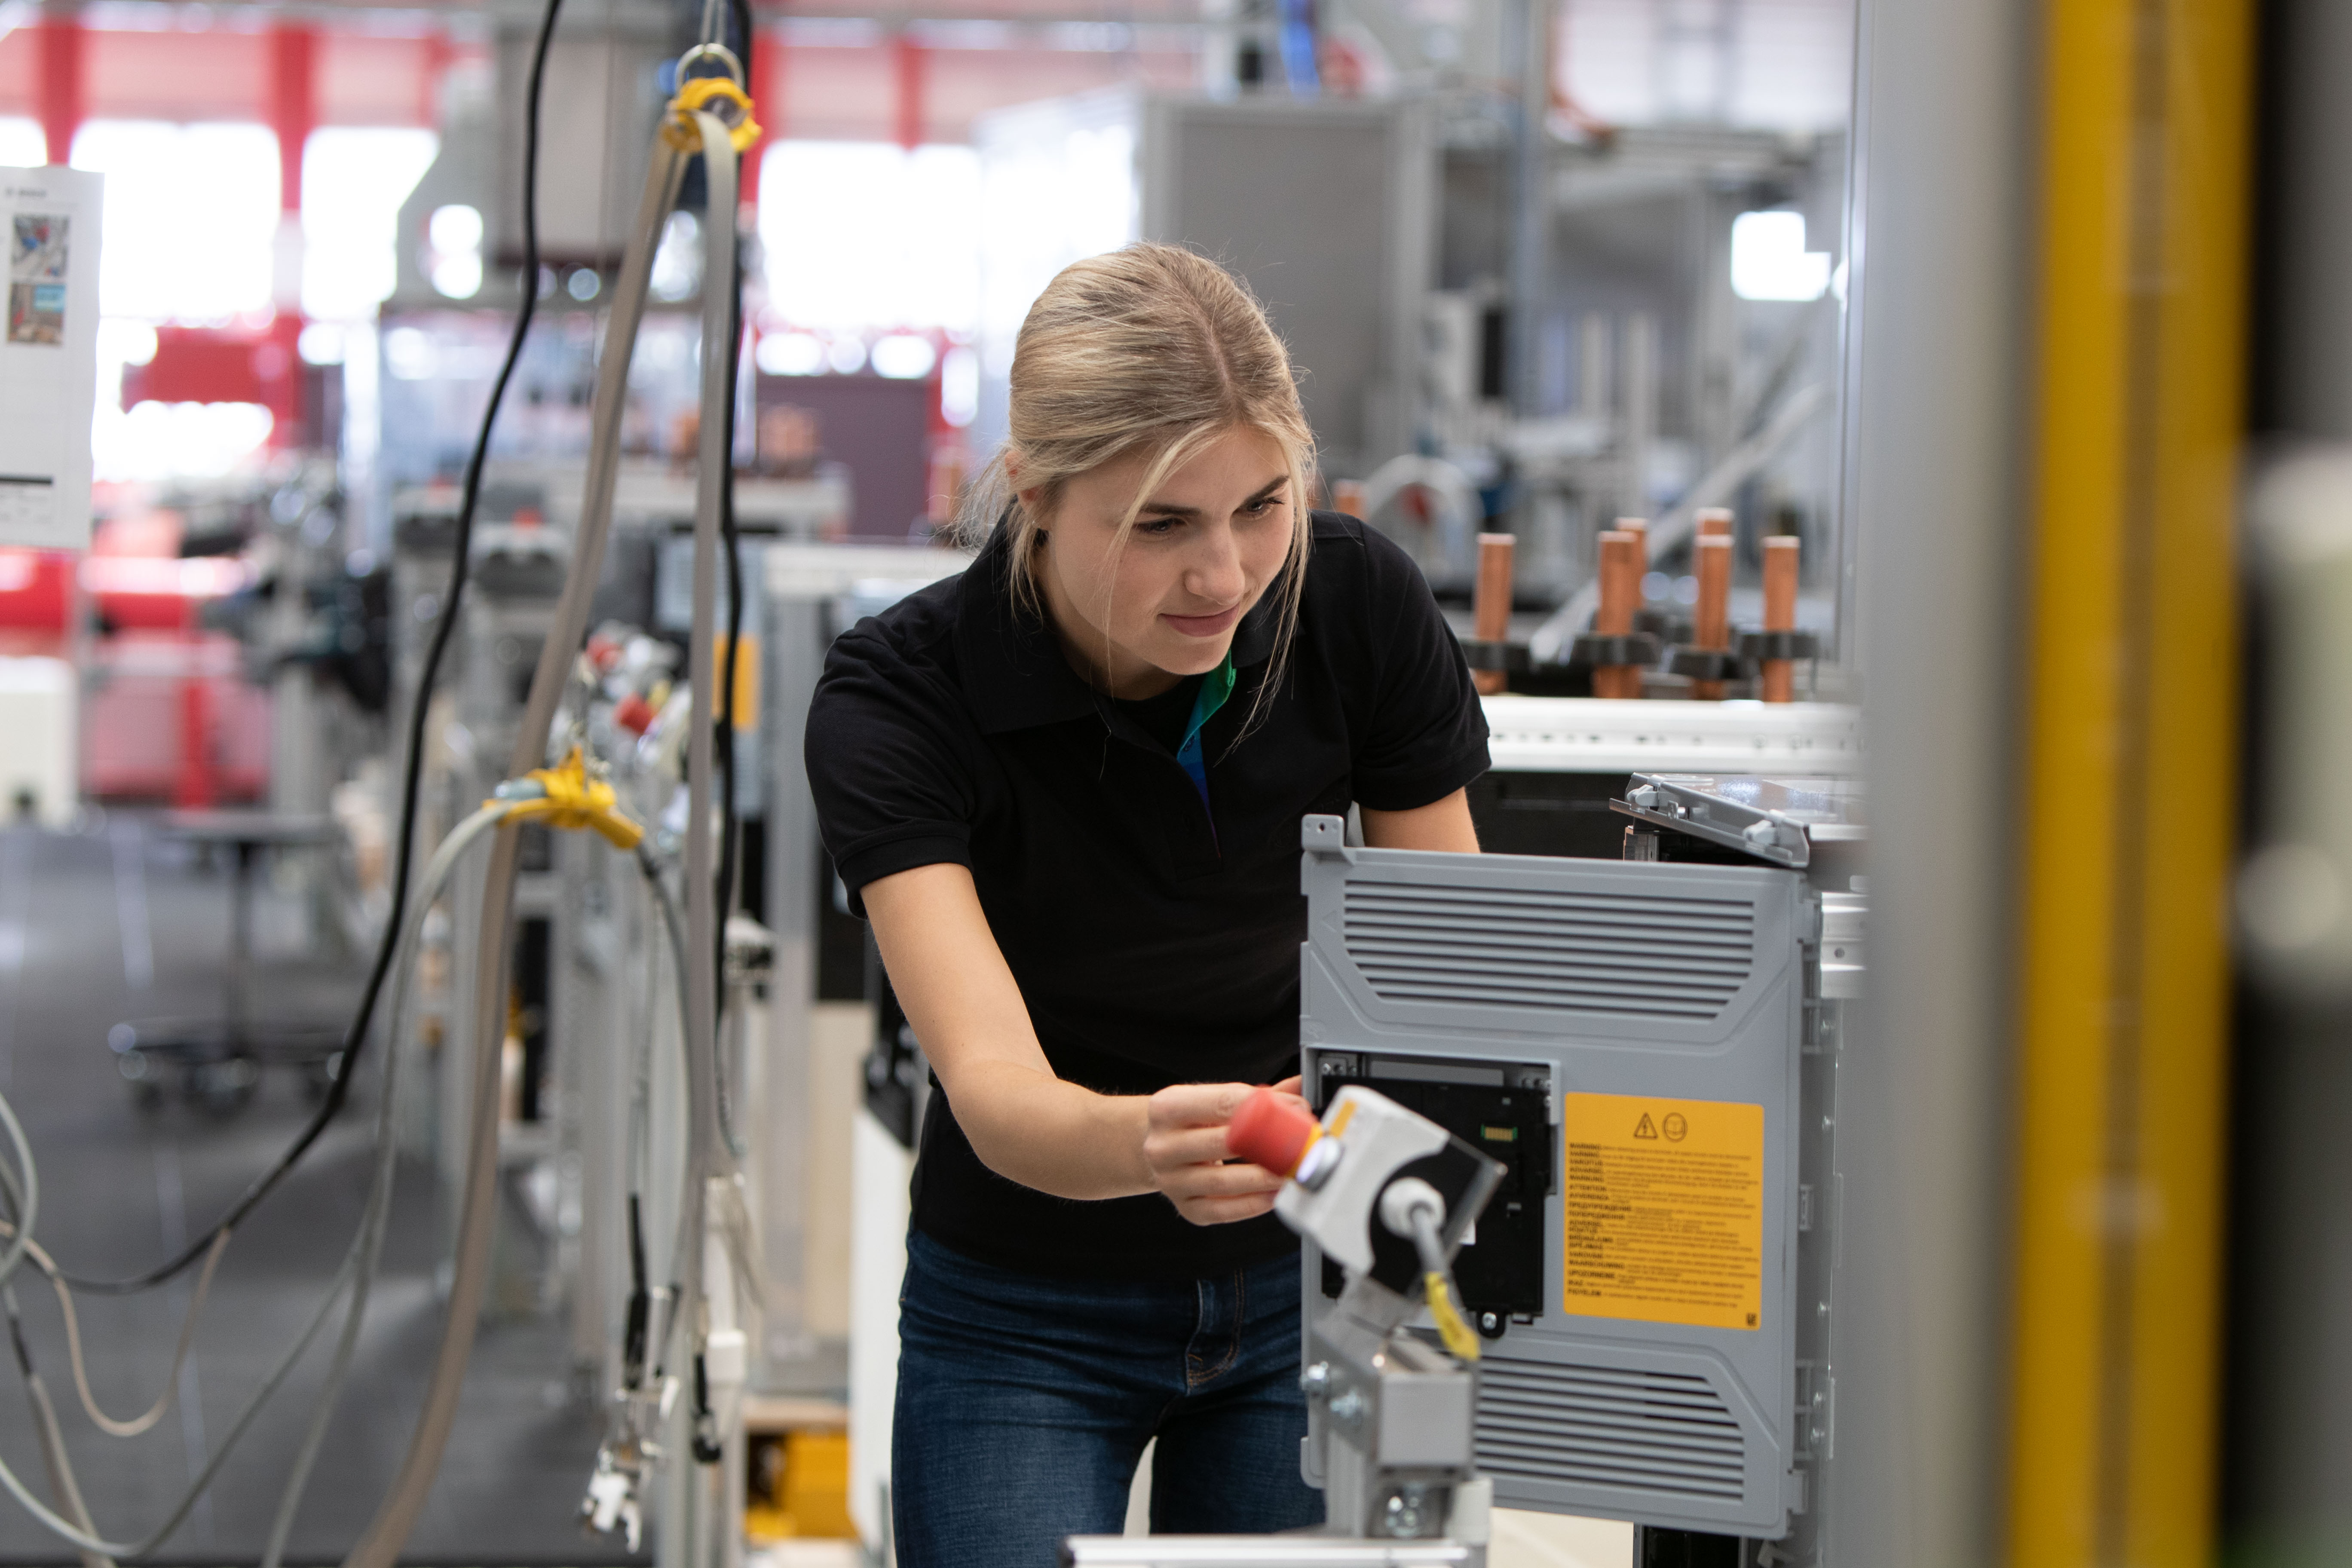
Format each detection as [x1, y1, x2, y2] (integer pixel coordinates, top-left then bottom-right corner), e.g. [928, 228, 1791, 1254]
[1303, 812, 1357, 866]
[1612, 776, 1813, 868]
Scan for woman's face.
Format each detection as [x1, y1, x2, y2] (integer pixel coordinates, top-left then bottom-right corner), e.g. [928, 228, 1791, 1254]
[1028, 426, 1295, 701]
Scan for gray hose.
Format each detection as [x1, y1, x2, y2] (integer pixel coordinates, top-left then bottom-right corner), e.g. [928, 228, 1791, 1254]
[0, 1083, 37, 1292]
[666, 108, 744, 1385]
[4, 1286, 112, 1568]
[53, 1231, 227, 1437]
[336, 125, 692, 1568]
[0, 806, 510, 1561]
[0, 1195, 362, 1557]
[260, 803, 511, 1568]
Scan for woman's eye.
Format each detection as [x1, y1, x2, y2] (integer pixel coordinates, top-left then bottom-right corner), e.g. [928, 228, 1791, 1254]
[1244, 494, 1284, 516]
[1136, 516, 1181, 536]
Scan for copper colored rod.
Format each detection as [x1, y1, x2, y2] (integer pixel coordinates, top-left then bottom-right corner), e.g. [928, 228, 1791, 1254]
[1619, 518, 1651, 700]
[1761, 534, 1799, 703]
[1471, 533, 1516, 696]
[1693, 534, 1732, 701]
[1617, 516, 1650, 582]
[1594, 530, 1638, 699]
[1694, 506, 1733, 539]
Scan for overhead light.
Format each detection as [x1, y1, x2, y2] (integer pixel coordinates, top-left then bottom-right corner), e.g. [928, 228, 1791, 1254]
[871, 334, 937, 380]
[756, 332, 824, 376]
[1730, 210, 1831, 303]
[426, 204, 485, 300]
[298, 322, 346, 365]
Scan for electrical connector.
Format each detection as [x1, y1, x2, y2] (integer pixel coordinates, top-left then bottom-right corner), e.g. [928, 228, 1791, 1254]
[581, 1442, 644, 1551]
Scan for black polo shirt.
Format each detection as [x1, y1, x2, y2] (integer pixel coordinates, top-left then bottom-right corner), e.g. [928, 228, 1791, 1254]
[805, 511, 1490, 1279]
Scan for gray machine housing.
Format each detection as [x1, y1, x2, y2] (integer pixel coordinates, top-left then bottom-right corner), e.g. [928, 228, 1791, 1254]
[1297, 812, 1813, 1538]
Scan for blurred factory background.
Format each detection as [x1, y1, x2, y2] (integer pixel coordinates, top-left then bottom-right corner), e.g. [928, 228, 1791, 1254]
[0, 0, 2349, 1564]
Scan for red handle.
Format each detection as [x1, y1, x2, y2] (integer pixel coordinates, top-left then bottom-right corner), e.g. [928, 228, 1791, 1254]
[1226, 1087, 1319, 1177]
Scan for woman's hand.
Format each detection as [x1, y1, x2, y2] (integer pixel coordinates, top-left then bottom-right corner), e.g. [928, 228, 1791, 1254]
[1144, 1076, 1309, 1227]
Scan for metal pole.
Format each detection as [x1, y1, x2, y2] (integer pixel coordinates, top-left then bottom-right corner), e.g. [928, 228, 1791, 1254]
[1505, 0, 1549, 419]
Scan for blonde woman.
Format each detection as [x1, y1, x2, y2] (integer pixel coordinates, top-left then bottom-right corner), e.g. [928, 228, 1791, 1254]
[806, 243, 1488, 1565]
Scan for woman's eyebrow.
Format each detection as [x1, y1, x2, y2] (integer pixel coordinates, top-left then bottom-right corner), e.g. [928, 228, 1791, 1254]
[1135, 475, 1289, 518]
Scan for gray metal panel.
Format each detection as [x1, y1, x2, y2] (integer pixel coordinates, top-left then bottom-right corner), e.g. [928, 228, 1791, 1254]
[1139, 97, 1432, 476]
[1299, 824, 1802, 1536]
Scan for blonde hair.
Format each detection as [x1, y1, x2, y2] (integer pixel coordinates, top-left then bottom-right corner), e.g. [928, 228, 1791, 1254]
[958, 242, 1317, 724]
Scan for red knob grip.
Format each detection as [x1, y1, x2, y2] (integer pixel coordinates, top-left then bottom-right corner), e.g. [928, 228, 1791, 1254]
[1226, 1087, 1318, 1177]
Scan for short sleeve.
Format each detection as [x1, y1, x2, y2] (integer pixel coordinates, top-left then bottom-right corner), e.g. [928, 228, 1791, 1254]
[1348, 527, 1491, 812]
[804, 625, 977, 917]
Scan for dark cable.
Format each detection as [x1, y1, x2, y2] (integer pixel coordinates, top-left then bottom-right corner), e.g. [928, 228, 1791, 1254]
[61, 0, 563, 1295]
[620, 1195, 649, 1390]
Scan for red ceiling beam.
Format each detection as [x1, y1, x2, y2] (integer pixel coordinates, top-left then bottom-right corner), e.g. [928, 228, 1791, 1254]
[419, 31, 455, 130]
[744, 28, 786, 206]
[35, 9, 85, 166]
[270, 24, 317, 212]
[892, 30, 924, 150]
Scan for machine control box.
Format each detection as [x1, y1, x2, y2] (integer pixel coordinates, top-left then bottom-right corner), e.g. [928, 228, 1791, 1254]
[1296, 811, 1816, 1540]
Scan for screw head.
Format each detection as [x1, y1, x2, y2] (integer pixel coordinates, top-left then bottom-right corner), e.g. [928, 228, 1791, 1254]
[1381, 1485, 1428, 1537]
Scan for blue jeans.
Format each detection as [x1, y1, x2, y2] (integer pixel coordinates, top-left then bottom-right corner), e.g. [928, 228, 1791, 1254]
[891, 1230, 1325, 1568]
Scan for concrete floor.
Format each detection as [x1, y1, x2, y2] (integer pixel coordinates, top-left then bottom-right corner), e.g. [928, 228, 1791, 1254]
[0, 820, 631, 1565]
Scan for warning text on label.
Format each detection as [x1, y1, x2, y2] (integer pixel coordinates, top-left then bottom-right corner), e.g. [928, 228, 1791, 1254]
[1562, 1092, 1764, 1332]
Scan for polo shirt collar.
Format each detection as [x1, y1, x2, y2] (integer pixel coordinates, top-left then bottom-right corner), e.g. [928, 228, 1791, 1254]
[954, 524, 1284, 736]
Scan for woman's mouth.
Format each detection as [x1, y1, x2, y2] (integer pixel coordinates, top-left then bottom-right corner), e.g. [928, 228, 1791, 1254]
[1160, 605, 1243, 639]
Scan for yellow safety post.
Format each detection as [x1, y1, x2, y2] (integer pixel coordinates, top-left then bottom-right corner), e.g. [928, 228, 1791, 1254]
[2010, 1, 2253, 1565]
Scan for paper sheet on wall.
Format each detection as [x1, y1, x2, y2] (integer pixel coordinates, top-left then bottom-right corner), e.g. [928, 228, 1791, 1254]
[0, 165, 102, 550]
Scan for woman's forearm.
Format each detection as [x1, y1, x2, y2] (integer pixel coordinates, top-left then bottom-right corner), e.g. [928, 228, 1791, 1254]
[949, 1057, 1155, 1200]
[864, 863, 1283, 1222]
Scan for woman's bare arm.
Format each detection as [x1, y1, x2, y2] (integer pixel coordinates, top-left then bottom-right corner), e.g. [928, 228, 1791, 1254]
[862, 862, 1296, 1225]
[1360, 787, 1480, 851]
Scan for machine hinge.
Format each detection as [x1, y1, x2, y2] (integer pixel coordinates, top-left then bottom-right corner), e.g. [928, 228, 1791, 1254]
[1798, 1362, 1835, 1461]
[1797, 1184, 1814, 1231]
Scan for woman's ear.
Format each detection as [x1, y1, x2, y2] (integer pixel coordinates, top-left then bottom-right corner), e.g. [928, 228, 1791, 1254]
[1015, 488, 1048, 537]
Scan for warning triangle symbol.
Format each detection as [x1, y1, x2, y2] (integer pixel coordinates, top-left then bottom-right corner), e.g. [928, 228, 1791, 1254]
[1634, 1114, 1659, 1140]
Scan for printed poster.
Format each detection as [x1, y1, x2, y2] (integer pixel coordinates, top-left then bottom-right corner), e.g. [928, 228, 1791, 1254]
[8, 213, 68, 346]
[0, 166, 101, 549]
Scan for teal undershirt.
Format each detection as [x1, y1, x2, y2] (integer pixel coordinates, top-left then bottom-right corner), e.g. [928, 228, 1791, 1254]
[1112, 654, 1236, 816]
[1174, 654, 1237, 811]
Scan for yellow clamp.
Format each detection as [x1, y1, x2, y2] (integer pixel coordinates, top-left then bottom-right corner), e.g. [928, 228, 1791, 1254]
[662, 76, 763, 155]
[489, 747, 645, 851]
[1423, 1273, 1482, 1363]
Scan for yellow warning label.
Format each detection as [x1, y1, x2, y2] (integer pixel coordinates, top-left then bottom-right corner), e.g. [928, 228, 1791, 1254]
[1563, 1092, 1765, 1332]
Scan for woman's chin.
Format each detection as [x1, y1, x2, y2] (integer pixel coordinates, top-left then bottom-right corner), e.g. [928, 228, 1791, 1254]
[1139, 636, 1234, 677]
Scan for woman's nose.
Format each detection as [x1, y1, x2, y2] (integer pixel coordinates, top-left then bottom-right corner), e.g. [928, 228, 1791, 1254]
[1188, 525, 1246, 603]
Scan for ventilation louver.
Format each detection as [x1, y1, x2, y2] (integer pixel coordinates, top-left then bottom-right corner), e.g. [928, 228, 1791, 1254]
[1476, 1358, 1748, 1503]
[1341, 881, 1755, 1021]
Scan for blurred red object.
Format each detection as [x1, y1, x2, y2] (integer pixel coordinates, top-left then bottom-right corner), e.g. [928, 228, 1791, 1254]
[81, 555, 251, 631]
[613, 692, 655, 736]
[83, 632, 268, 802]
[122, 323, 302, 417]
[0, 551, 76, 656]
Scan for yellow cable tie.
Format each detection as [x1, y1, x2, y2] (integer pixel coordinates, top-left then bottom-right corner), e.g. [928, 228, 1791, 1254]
[660, 77, 763, 154]
[486, 748, 645, 851]
[1424, 1272, 1481, 1363]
